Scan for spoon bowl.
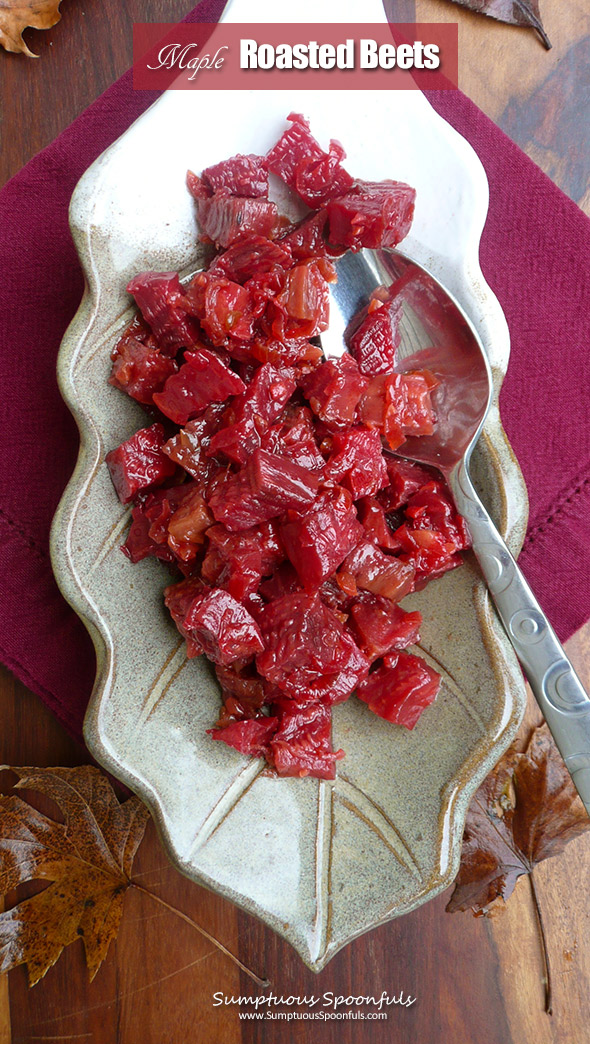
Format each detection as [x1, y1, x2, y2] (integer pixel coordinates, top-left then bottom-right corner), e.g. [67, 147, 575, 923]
[324, 249, 493, 472]
[327, 248, 590, 817]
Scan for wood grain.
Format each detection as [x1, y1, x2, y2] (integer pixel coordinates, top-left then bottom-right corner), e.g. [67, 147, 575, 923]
[415, 0, 590, 207]
[0, 667, 244, 1044]
[1, 0, 590, 1041]
[0, 0, 195, 186]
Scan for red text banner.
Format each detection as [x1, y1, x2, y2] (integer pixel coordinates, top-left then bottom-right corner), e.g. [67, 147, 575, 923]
[132, 23, 458, 91]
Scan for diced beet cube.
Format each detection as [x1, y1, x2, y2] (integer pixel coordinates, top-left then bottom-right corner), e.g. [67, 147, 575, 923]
[243, 269, 286, 318]
[214, 664, 268, 726]
[394, 476, 470, 583]
[162, 404, 226, 478]
[152, 349, 245, 426]
[324, 427, 388, 499]
[182, 271, 257, 346]
[202, 521, 284, 601]
[267, 703, 344, 779]
[126, 272, 199, 356]
[357, 374, 390, 429]
[395, 371, 439, 438]
[207, 364, 297, 464]
[256, 519, 286, 574]
[211, 233, 292, 283]
[105, 423, 176, 504]
[301, 354, 367, 428]
[395, 525, 458, 578]
[256, 592, 369, 704]
[394, 481, 469, 581]
[166, 488, 213, 562]
[195, 192, 279, 248]
[204, 520, 285, 604]
[208, 448, 319, 532]
[349, 591, 421, 661]
[122, 483, 196, 562]
[357, 496, 400, 550]
[411, 552, 463, 591]
[247, 447, 321, 522]
[326, 179, 416, 251]
[265, 113, 353, 209]
[357, 652, 441, 729]
[243, 592, 269, 623]
[341, 540, 415, 602]
[269, 261, 332, 340]
[209, 716, 279, 757]
[187, 171, 210, 201]
[336, 572, 358, 598]
[358, 370, 438, 450]
[293, 145, 354, 209]
[280, 211, 330, 261]
[142, 484, 198, 545]
[319, 576, 355, 613]
[179, 457, 223, 503]
[261, 407, 325, 472]
[265, 114, 324, 180]
[404, 481, 471, 550]
[112, 313, 159, 353]
[280, 487, 363, 591]
[182, 587, 264, 665]
[200, 154, 269, 198]
[349, 298, 402, 377]
[164, 576, 207, 657]
[207, 471, 257, 533]
[121, 504, 176, 565]
[201, 543, 236, 590]
[249, 335, 323, 370]
[202, 415, 260, 465]
[377, 458, 435, 511]
[258, 561, 301, 602]
[109, 337, 178, 405]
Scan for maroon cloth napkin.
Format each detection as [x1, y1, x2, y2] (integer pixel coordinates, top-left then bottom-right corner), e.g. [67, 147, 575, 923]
[1, 2, 590, 742]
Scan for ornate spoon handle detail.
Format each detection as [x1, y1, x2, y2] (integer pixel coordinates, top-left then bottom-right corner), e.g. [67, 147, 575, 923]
[450, 458, 590, 817]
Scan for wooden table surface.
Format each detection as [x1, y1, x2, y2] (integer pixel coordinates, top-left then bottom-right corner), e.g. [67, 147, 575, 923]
[1, 2, 590, 1041]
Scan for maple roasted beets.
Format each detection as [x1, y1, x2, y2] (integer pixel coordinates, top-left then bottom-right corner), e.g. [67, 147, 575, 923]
[106, 114, 471, 780]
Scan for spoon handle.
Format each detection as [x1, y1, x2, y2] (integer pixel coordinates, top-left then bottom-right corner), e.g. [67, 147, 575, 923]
[450, 458, 590, 818]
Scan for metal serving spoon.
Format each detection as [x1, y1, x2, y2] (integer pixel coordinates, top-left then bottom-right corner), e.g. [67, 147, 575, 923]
[323, 248, 590, 817]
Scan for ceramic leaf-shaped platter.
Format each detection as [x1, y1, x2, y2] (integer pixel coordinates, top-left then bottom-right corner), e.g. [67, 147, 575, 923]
[51, 24, 528, 968]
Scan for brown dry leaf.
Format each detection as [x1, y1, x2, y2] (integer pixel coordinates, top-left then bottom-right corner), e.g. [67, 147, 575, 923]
[0, 765, 149, 984]
[446, 0, 551, 49]
[447, 723, 590, 913]
[0, 0, 63, 58]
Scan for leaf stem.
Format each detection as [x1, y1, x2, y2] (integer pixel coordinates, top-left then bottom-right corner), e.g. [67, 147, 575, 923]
[514, 0, 552, 49]
[131, 882, 269, 989]
[529, 871, 552, 1015]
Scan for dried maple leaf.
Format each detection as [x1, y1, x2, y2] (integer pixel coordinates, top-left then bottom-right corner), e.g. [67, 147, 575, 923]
[0, 0, 63, 58]
[446, 0, 551, 50]
[447, 723, 590, 914]
[0, 765, 149, 984]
